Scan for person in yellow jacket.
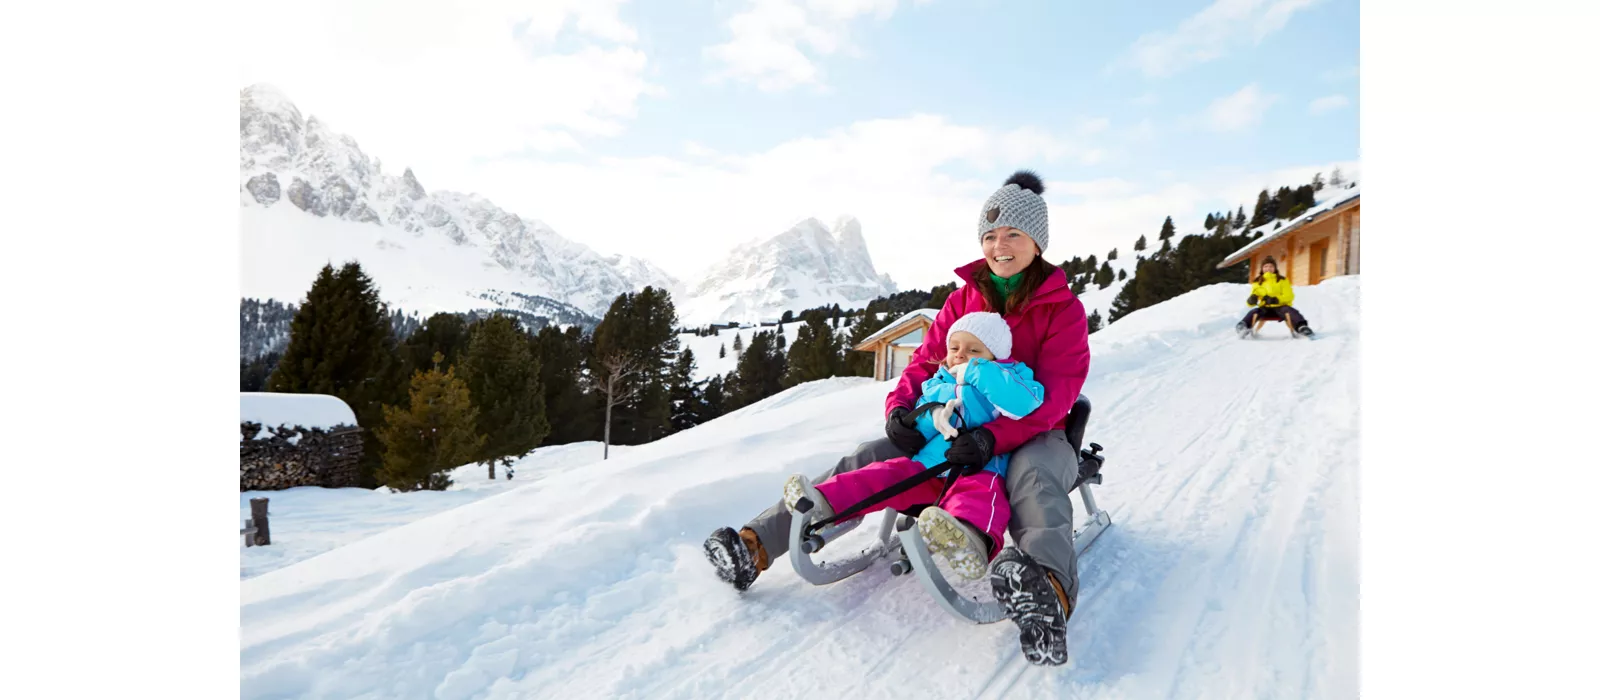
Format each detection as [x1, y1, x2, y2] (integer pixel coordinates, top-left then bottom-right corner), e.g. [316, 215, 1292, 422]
[1235, 256, 1315, 337]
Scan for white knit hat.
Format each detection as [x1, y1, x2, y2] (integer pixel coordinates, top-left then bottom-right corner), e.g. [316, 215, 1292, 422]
[947, 311, 1013, 361]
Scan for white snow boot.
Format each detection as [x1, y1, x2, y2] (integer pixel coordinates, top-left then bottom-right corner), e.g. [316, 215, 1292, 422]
[917, 507, 991, 582]
[783, 474, 835, 520]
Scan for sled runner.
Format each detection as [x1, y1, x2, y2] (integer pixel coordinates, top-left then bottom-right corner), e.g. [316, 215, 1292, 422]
[787, 395, 1112, 624]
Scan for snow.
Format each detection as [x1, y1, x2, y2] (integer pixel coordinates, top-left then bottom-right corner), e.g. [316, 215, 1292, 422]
[240, 392, 357, 436]
[240, 442, 633, 579]
[240, 278, 1359, 699]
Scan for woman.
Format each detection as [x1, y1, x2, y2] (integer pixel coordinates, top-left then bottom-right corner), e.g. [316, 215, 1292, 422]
[702, 170, 1092, 667]
[1234, 256, 1315, 337]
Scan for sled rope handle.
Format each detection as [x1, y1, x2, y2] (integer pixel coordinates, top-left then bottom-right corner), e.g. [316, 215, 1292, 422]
[803, 403, 973, 536]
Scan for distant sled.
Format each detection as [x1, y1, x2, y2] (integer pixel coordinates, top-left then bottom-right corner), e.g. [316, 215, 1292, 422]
[786, 395, 1112, 624]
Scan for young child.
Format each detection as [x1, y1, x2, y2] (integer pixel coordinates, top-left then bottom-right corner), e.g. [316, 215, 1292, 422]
[783, 311, 1046, 581]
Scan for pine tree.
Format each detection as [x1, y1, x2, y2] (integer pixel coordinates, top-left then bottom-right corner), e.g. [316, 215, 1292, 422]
[1330, 167, 1345, 187]
[667, 348, 704, 432]
[1107, 248, 1118, 261]
[1251, 189, 1271, 228]
[733, 334, 744, 353]
[1085, 254, 1098, 271]
[1312, 172, 1326, 191]
[776, 332, 787, 350]
[375, 354, 485, 492]
[1235, 207, 1247, 229]
[783, 316, 844, 388]
[401, 313, 472, 376]
[1204, 213, 1216, 230]
[732, 332, 786, 406]
[459, 314, 548, 478]
[588, 287, 680, 446]
[1159, 216, 1176, 241]
[719, 343, 727, 359]
[1086, 310, 1103, 333]
[781, 310, 795, 324]
[1118, 268, 1127, 281]
[1134, 234, 1147, 252]
[267, 261, 395, 487]
[1160, 238, 1172, 254]
[701, 375, 727, 421]
[1095, 261, 1114, 289]
[535, 325, 598, 445]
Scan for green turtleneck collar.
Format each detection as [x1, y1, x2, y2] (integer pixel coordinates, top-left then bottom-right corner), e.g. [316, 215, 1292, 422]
[989, 270, 1024, 297]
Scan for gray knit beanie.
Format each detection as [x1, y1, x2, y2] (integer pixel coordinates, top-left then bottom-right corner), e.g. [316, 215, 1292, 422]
[977, 170, 1050, 253]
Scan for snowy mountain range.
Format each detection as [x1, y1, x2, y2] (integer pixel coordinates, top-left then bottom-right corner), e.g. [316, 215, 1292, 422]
[239, 84, 899, 329]
[678, 216, 897, 326]
[238, 84, 679, 320]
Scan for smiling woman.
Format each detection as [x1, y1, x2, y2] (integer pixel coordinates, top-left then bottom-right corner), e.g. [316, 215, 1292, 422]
[704, 169, 1093, 667]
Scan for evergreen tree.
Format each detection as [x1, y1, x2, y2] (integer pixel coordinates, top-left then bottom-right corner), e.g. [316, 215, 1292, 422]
[702, 375, 727, 422]
[459, 314, 548, 477]
[1118, 268, 1127, 281]
[267, 261, 395, 487]
[588, 287, 681, 445]
[535, 325, 599, 445]
[733, 334, 744, 353]
[1204, 213, 1216, 230]
[1134, 234, 1147, 252]
[1085, 254, 1098, 271]
[400, 312, 472, 376]
[781, 310, 795, 324]
[719, 343, 726, 359]
[1107, 248, 1118, 261]
[1070, 277, 1088, 296]
[667, 348, 705, 432]
[776, 332, 787, 350]
[783, 316, 844, 388]
[1312, 172, 1326, 191]
[1095, 261, 1115, 289]
[1160, 238, 1172, 254]
[732, 331, 786, 406]
[1251, 189, 1271, 228]
[927, 282, 958, 310]
[240, 351, 282, 392]
[1235, 207, 1247, 229]
[1086, 310, 1103, 334]
[375, 354, 485, 492]
[1329, 167, 1345, 187]
[1159, 216, 1176, 241]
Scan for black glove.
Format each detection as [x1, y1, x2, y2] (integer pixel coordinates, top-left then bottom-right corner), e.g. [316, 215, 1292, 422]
[886, 406, 927, 455]
[1263, 295, 1279, 305]
[945, 427, 996, 474]
[1246, 294, 1259, 306]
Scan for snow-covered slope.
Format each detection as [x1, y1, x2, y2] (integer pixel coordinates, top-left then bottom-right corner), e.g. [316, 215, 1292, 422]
[239, 85, 679, 318]
[240, 278, 1359, 699]
[679, 217, 897, 326]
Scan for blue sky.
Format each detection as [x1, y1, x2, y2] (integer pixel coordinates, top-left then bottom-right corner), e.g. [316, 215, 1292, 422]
[240, 0, 1359, 290]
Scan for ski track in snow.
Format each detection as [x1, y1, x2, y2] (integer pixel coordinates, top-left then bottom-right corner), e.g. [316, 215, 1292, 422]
[240, 279, 1360, 700]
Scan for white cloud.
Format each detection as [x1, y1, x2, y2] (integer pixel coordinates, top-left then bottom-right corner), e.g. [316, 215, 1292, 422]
[1309, 94, 1350, 115]
[238, 1, 658, 182]
[704, 0, 914, 92]
[1321, 65, 1359, 82]
[1123, 0, 1324, 78]
[1205, 84, 1278, 132]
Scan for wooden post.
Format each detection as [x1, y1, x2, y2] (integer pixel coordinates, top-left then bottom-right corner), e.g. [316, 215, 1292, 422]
[250, 497, 270, 546]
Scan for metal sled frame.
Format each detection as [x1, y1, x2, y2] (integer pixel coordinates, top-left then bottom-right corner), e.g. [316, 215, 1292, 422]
[787, 476, 1112, 625]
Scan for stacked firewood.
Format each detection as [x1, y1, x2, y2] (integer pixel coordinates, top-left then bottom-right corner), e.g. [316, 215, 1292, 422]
[240, 422, 363, 491]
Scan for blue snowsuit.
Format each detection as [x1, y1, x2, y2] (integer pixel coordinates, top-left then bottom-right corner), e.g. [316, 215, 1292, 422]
[908, 357, 1047, 478]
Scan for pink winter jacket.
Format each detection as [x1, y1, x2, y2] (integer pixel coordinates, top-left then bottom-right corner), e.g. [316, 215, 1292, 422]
[886, 259, 1091, 456]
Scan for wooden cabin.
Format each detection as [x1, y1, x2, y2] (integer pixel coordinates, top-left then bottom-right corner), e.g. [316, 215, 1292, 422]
[1218, 189, 1360, 284]
[852, 309, 938, 381]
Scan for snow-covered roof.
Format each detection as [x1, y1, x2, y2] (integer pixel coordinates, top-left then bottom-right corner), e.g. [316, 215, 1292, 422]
[856, 308, 938, 348]
[241, 392, 358, 433]
[1219, 187, 1360, 268]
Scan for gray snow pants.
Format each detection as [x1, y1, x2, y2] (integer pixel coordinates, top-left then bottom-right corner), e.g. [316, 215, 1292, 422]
[742, 430, 1080, 609]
